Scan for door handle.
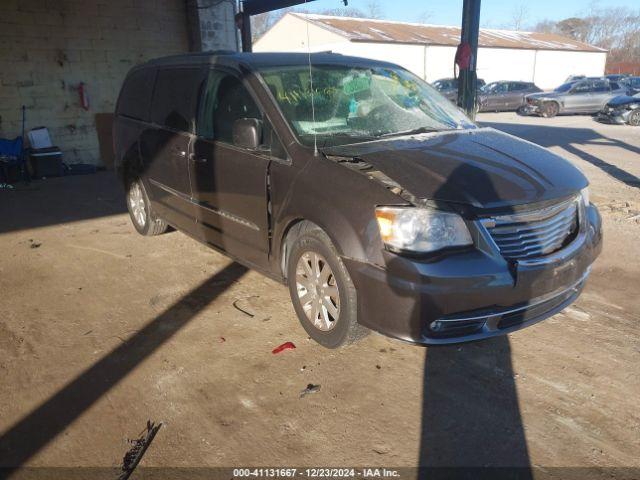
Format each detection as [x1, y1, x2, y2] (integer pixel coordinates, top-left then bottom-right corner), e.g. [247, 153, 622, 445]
[189, 153, 207, 164]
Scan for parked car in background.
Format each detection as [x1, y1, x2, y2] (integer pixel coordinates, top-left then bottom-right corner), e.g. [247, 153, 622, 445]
[596, 92, 640, 126]
[565, 75, 585, 82]
[114, 52, 601, 348]
[606, 74, 629, 83]
[521, 79, 627, 117]
[432, 77, 485, 103]
[477, 81, 542, 112]
[624, 77, 640, 95]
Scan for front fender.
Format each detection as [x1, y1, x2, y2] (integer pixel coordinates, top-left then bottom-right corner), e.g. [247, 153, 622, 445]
[270, 154, 404, 273]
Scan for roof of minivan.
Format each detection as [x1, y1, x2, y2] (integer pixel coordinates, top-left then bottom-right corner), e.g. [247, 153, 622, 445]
[144, 51, 399, 70]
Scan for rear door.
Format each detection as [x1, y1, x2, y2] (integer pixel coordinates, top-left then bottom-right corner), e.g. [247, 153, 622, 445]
[589, 80, 612, 112]
[141, 67, 204, 229]
[500, 82, 521, 110]
[505, 82, 527, 110]
[483, 83, 504, 111]
[564, 81, 591, 112]
[190, 69, 280, 268]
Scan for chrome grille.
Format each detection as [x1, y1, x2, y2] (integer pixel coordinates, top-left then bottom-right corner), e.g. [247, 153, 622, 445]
[483, 198, 580, 260]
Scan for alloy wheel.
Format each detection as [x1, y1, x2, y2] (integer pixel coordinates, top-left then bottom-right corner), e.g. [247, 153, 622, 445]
[128, 182, 147, 228]
[295, 251, 340, 331]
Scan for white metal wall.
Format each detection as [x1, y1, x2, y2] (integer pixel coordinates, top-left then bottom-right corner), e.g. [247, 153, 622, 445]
[533, 50, 607, 89]
[327, 42, 427, 81]
[423, 46, 457, 82]
[254, 15, 607, 91]
[254, 14, 346, 52]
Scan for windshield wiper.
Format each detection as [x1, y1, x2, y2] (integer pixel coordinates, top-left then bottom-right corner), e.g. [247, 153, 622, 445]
[376, 126, 441, 138]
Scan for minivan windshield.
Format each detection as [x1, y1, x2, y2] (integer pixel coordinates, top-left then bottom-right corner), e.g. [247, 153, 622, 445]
[259, 65, 476, 147]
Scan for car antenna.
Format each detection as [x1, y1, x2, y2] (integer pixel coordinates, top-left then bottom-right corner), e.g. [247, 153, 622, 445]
[304, 1, 319, 156]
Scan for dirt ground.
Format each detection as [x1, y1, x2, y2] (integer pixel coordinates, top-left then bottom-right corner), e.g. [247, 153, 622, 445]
[0, 113, 638, 476]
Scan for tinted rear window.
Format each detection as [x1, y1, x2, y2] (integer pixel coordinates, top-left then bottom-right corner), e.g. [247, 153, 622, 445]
[117, 68, 156, 121]
[150, 67, 204, 133]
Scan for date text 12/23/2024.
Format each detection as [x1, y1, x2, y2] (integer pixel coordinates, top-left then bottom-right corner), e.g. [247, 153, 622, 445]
[233, 468, 400, 478]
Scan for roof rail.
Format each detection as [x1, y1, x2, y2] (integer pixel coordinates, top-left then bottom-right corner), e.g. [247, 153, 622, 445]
[204, 49, 237, 55]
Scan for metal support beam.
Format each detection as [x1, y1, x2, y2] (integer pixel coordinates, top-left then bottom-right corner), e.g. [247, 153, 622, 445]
[239, 10, 252, 52]
[457, 0, 481, 119]
[243, 0, 316, 16]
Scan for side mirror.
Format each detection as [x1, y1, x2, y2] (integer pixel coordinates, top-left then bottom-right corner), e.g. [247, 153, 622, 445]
[232, 118, 262, 150]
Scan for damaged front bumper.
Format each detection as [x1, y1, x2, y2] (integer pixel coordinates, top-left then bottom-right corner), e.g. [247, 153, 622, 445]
[595, 110, 631, 125]
[518, 104, 542, 116]
[343, 204, 602, 345]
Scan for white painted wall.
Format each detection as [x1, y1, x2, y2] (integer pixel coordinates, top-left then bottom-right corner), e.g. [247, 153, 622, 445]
[324, 42, 427, 80]
[423, 46, 456, 82]
[476, 48, 537, 84]
[533, 50, 607, 89]
[254, 14, 346, 52]
[254, 14, 607, 91]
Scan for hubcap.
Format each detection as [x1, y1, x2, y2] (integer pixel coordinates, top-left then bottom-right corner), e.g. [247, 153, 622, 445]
[295, 252, 340, 331]
[129, 182, 146, 227]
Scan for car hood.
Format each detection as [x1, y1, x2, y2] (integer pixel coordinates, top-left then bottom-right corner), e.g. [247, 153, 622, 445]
[322, 128, 587, 211]
[607, 95, 640, 107]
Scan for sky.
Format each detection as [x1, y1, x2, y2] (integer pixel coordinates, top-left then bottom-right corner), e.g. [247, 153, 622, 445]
[300, 0, 640, 29]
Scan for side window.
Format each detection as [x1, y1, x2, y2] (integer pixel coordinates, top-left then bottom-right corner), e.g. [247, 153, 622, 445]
[593, 81, 609, 92]
[197, 70, 287, 158]
[117, 68, 156, 121]
[151, 67, 203, 133]
[197, 71, 226, 139]
[212, 74, 262, 144]
[573, 81, 591, 93]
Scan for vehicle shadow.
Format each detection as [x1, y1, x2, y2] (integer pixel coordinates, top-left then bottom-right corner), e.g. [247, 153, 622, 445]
[0, 262, 247, 474]
[383, 159, 534, 477]
[480, 120, 640, 189]
[0, 171, 126, 235]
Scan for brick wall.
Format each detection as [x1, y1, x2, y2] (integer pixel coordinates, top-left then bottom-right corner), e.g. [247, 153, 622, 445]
[0, 0, 191, 166]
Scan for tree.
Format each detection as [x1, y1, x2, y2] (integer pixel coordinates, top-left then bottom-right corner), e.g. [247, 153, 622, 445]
[510, 4, 529, 31]
[417, 10, 434, 24]
[532, 6, 640, 65]
[364, 0, 384, 19]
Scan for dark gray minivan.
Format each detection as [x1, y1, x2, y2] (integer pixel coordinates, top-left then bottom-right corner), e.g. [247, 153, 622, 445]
[114, 52, 602, 348]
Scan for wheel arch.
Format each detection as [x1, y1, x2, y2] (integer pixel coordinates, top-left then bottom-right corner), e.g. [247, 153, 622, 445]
[277, 215, 369, 280]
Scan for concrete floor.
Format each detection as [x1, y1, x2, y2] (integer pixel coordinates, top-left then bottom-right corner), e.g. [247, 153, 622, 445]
[0, 113, 639, 476]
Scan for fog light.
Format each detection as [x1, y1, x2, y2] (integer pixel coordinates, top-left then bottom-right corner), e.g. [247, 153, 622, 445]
[430, 321, 442, 331]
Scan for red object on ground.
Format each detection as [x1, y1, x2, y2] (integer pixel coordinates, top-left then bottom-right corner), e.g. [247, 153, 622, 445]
[272, 342, 296, 354]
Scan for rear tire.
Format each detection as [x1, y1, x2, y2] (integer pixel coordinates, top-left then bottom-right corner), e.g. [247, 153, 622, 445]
[629, 110, 640, 127]
[286, 225, 367, 348]
[541, 102, 559, 118]
[126, 178, 168, 236]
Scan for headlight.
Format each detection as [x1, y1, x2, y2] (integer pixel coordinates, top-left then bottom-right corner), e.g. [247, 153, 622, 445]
[580, 187, 590, 207]
[375, 206, 472, 253]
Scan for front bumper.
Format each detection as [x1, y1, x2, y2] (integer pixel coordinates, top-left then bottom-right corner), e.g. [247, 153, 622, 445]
[595, 111, 630, 125]
[344, 204, 602, 345]
[518, 104, 542, 116]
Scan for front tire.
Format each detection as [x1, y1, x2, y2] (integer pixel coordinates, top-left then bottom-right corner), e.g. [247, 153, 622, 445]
[541, 101, 559, 118]
[629, 110, 640, 127]
[126, 178, 168, 236]
[286, 226, 366, 348]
